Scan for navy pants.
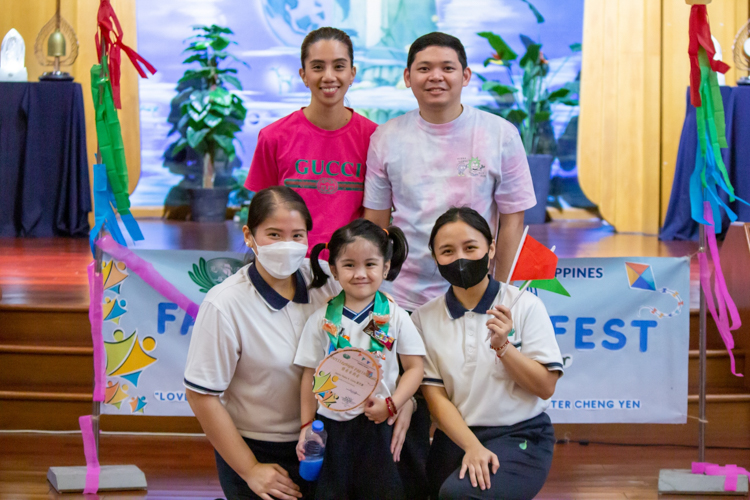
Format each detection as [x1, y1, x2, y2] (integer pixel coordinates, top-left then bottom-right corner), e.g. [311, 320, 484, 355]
[426, 413, 555, 500]
[316, 414, 404, 500]
[215, 437, 314, 500]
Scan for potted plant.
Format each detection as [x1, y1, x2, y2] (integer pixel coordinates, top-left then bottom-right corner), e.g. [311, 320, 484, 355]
[165, 25, 248, 222]
[476, 1, 580, 223]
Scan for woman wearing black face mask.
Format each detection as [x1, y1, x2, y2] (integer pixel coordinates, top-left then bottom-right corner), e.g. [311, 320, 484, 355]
[411, 207, 563, 500]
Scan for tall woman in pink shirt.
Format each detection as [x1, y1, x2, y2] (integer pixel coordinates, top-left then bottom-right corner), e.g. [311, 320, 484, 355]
[245, 27, 378, 253]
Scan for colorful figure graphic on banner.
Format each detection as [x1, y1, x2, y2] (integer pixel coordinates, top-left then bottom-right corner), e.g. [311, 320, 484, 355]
[102, 259, 128, 293]
[104, 380, 130, 409]
[188, 257, 244, 293]
[626, 262, 684, 319]
[129, 396, 148, 414]
[103, 296, 127, 324]
[104, 330, 157, 387]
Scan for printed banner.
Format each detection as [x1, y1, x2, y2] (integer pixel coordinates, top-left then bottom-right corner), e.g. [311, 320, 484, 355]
[100, 249, 245, 416]
[100, 252, 689, 423]
[540, 257, 690, 424]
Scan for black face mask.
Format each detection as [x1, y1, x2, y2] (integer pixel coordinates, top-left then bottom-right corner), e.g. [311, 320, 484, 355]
[437, 253, 489, 289]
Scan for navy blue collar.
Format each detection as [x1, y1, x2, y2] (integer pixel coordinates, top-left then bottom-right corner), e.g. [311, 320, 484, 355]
[343, 301, 374, 324]
[445, 276, 500, 319]
[248, 263, 309, 311]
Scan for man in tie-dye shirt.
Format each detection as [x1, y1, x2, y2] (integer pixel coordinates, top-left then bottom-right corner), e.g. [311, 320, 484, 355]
[363, 32, 536, 312]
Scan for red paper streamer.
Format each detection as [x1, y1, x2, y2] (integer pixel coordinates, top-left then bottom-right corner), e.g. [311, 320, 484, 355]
[688, 5, 729, 107]
[96, 0, 157, 109]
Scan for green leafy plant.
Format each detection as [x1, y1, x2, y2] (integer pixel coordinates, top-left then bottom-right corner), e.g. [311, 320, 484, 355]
[476, 1, 580, 155]
[167, 25, 248, 188]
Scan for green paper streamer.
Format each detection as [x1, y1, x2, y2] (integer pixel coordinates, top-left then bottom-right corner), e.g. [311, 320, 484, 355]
[697, 49, 735, 201]
[91, 57, 132, 215]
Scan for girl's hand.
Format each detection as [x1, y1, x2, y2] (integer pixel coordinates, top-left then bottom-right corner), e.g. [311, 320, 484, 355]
[364, 396, 390, 424]
[459, 443, 500, 491]
[245, 462, 302, 500]
[389, 397, 414, 462]
[486, 304, 513, 350]
[295, 427, 307, 462]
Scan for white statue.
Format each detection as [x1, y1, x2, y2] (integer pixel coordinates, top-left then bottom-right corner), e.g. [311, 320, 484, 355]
[0, 29, 28, 82]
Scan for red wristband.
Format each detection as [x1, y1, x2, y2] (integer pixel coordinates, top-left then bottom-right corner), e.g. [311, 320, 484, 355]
[385, 397, 397, 417]
[300, 419, 313, 430]
[492, 339, 511, 358]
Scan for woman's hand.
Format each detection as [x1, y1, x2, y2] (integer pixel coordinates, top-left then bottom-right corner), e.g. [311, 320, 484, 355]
[486, 304, 513, 350]
[459, 443, 500, 491]
[389, 397, 414, 462]
[245, 462, 302, 500]
[364, 396, 390, 424]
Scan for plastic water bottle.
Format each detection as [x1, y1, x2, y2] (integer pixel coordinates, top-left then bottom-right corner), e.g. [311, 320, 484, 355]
[299, 420, 327, 481]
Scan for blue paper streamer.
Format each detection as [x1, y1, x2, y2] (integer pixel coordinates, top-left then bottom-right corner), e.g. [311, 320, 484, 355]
[89, 163, 143, 256]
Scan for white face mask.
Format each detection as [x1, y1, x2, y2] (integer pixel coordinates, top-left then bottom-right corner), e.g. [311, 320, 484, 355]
[253, 240, 308, 279]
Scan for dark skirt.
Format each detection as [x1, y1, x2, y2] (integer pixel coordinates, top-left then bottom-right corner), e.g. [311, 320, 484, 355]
[426, 412, 555, 500]
[315, 413, 405, 500]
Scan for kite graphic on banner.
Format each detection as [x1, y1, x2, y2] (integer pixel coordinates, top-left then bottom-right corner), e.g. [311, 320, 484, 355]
[626, 262, 684, 319]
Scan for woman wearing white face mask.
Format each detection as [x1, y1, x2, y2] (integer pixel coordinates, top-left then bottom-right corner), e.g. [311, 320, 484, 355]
[185, 186, 341, 500]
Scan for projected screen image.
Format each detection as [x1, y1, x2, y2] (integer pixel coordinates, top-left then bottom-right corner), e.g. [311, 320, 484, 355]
[134, 0, 583, 207]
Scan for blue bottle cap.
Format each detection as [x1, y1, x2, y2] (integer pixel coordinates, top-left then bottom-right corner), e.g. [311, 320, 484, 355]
[312, 420, 324, 432]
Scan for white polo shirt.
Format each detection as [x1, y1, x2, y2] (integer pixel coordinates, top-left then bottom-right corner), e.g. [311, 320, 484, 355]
[184, 261, 340, 442]
[294, 297, 426, 422]
[412, 277, 563, 427]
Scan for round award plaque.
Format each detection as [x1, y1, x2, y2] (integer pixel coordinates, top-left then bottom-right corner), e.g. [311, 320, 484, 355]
[312, 347, 382, 412]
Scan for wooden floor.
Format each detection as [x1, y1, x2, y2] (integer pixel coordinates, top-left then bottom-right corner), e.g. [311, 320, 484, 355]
[0, 432, 747, 499]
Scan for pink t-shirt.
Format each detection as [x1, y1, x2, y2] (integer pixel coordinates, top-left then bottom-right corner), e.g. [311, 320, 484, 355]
[245, 109, 378, 253]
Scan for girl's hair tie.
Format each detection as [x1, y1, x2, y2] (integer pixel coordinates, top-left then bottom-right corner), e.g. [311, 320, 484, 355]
[383, 228, 389, 236]
[324, 242, 328, 249]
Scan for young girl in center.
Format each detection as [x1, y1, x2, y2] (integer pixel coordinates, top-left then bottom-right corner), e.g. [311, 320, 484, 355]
[293, 219, 425, 500]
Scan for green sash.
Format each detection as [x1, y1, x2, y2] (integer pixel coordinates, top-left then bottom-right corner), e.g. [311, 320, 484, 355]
[322, 291, 393, 356]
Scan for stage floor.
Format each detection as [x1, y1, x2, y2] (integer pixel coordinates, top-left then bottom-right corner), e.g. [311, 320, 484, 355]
[0, 218, 700, 311]
[0, 432, 744, 499]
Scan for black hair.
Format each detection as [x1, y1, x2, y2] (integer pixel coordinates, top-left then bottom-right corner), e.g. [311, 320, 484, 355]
[407, 32, 468, 70]
[309, 219, 408, 289]
[428, 207, 493, 255]
[300, 27, 354, 68]
[246, 186, 313, 235]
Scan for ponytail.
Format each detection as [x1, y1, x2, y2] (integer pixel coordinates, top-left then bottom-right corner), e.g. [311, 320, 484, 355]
[308, 243, 329, 289]
[384, 225, 408, 281]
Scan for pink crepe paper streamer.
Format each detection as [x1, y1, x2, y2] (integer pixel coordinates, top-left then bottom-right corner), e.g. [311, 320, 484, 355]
[697, 202, 743, 376]
[693, 462, 750, 492]
[96, 236, 200, 320]
[79, 415, 101, 494]
[88, 262, 107, 402]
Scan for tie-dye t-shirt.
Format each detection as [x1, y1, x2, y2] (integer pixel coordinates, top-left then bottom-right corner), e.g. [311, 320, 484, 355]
[363, 105, 536, 311]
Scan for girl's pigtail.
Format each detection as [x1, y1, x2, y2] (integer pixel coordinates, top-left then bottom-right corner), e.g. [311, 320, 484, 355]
[308, 243, 330, 289]
[385, 225, 408, 281]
